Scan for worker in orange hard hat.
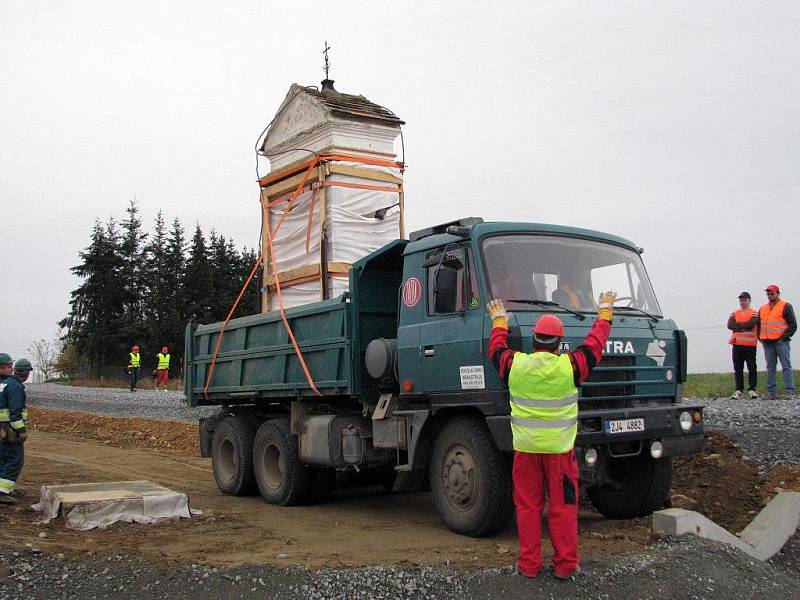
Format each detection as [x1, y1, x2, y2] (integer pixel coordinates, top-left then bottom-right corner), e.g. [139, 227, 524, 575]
[155, 346, 171, 391]
[127, 345, 141, 392]
[486, 291, 617, 580]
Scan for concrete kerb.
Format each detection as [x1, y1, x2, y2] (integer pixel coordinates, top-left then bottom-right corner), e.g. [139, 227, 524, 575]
[652, 491, 800, 561]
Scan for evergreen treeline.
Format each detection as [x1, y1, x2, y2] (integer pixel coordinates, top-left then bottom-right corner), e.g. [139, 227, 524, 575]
[59, 200, 262, 377]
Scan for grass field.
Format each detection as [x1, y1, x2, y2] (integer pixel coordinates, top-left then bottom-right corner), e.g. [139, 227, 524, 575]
[685, 371, 800, 398]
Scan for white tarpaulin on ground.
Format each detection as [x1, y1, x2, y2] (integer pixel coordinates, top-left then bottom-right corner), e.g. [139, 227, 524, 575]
[31, 480, 191, 531]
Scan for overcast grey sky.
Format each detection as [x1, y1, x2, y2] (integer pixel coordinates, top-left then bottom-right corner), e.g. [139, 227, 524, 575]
[1, 1, 798, 372]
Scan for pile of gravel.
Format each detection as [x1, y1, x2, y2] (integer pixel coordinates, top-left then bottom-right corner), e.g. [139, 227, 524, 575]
[2, 535, 799, 600]
[683, 395, 800, 465]
[25, 383, 216, 422]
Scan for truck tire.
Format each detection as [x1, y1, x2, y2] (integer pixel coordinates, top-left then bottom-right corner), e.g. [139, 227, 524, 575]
[252, 419, 312, 506]
[429, 415, 514, 537]
[211, 416, 258, 496]
[587, 454, 672, 519]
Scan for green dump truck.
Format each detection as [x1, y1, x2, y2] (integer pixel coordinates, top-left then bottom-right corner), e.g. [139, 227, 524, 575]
[185, 218, 704, 536]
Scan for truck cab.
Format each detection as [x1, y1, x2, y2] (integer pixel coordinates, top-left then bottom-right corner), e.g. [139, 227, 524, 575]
[394, 219, 703, 526]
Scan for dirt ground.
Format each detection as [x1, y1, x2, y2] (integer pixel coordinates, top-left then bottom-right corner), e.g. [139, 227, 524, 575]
[1, 407, 797, 570]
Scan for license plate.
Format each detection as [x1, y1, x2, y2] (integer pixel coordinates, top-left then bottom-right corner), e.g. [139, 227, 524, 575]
[605, 418, 645, 434]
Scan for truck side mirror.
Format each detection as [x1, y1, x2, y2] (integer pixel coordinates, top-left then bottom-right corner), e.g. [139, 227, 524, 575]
[434, 265, 458, 313]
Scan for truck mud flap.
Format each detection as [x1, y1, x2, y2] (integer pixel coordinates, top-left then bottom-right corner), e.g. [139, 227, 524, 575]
[484, 415, 513, 452]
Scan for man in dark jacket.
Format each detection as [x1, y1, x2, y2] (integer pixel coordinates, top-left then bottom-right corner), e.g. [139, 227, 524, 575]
[0, 355, 32, 504]
[727, 291, 759, 399]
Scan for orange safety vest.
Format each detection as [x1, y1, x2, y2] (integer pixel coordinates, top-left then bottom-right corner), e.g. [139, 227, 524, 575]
[729, 308, 758, 346]
[759, 300, 788, 341]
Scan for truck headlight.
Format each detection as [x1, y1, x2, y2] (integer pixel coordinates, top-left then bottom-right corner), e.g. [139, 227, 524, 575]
[584, 448, 598, 466]
[650, 441, 664, 458]
[679, 411, 692, 432]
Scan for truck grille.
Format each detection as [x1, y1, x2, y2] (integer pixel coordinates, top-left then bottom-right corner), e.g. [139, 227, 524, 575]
[580, 356, 636, 409]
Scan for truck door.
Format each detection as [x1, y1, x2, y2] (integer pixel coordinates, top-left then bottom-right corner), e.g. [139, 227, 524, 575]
[417, 246, 484, 394]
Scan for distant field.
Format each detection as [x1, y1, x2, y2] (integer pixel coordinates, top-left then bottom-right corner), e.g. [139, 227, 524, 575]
[685, 371, 800, 397]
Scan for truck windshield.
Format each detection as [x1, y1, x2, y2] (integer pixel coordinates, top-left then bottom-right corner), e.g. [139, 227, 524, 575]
[482, 234, 662, 316]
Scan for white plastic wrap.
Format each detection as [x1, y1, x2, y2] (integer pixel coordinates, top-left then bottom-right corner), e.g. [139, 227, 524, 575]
[267, 188, 320, 272]
[266, 165, 402, 311]
[31, 481, 192, 531]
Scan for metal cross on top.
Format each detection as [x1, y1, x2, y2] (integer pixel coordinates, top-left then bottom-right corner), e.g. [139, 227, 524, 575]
[323, 41, 331, 79]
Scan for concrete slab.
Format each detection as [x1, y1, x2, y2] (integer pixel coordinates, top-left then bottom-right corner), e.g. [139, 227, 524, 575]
[653, 491, 800, 561]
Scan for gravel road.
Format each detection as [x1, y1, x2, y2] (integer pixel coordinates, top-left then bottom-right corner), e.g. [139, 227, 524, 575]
[10, 384, 800, 599]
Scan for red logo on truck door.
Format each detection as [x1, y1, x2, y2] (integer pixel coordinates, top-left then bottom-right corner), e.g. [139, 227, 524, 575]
[402, 276, 422, 308]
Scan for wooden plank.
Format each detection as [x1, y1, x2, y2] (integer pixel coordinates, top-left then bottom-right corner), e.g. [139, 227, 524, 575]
[319, 168, 328, 301]
[263, 169, 321, 199]
[328, 163, 403, 185]
[263, 262, 351, 289]
[261, 190, 271, 313]
[264, 263, 321, 286]
[398, 182, 405, 239]
[327, 262, 352, 274]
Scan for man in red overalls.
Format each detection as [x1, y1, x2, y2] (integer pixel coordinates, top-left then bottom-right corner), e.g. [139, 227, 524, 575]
[487, 291, 616, 579]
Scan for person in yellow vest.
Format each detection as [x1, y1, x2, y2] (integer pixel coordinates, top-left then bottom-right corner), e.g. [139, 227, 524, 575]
[487, 291, 616, 580]
[155, 346, 171, 391]
[727, 291, 759, 399]
[127, 345, 141, 392]
[758, 285, 796, 400]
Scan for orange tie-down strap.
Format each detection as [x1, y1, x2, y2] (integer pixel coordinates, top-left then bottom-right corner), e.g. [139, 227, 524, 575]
[204, 157, 323, 400]
[258, 152, 404, 188]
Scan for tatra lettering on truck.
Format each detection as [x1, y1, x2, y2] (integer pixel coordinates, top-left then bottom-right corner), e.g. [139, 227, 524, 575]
[185, 218, 704, 536]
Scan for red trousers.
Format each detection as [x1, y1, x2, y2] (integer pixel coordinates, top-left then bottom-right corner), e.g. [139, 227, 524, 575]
[512, 449, 579, 577]
[156, 369, 169, 387]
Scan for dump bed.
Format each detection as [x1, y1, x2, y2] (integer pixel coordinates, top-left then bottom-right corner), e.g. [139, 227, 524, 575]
[184, 240, 406, 407]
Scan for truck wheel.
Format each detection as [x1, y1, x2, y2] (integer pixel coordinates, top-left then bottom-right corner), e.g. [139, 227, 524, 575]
[430, 415, 513, 537]
[587, 454, 672, 519]
[211, 416, 258, 496]
[252, 420, 311, 506]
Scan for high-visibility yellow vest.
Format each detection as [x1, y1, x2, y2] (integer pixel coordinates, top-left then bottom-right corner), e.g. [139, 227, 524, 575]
[507, 351, 578, 454]
[730, 308, 758, 346]
[157, 353, 170, 370]
[759, 301, 788, 341]
[128, 352, 140, 368]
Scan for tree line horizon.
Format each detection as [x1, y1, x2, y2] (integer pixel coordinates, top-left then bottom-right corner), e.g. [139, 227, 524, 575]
[58, 200, 263, 377]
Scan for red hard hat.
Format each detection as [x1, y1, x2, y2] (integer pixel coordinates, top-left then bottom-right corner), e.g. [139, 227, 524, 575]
[533, 314, 565, 338]
[132, 345, 140, 352]
[162, 346, 168, 353]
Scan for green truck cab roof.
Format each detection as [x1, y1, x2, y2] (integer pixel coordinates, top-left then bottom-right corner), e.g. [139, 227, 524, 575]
[403, 220, 641, 255]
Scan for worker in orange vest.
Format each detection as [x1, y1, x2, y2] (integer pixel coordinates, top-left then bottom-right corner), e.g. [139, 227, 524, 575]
[758, 285, 796, 400]
[727, 291, 759, 399]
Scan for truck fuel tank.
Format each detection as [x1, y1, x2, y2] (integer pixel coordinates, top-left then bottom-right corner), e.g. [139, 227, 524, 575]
[299, 415, 389, 467]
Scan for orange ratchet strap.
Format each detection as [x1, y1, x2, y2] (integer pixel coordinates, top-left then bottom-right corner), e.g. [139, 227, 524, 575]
[204, 157, 323, 400]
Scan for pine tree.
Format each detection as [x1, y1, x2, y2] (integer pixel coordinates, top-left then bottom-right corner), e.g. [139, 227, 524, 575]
[184, 224, 213, 321]
[165, 217, 188, 357]
[143, 211, 170, 352]
[60, 218, 125, 376]
[117, 198, 148, 349]
[238, 246, 263, 315]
